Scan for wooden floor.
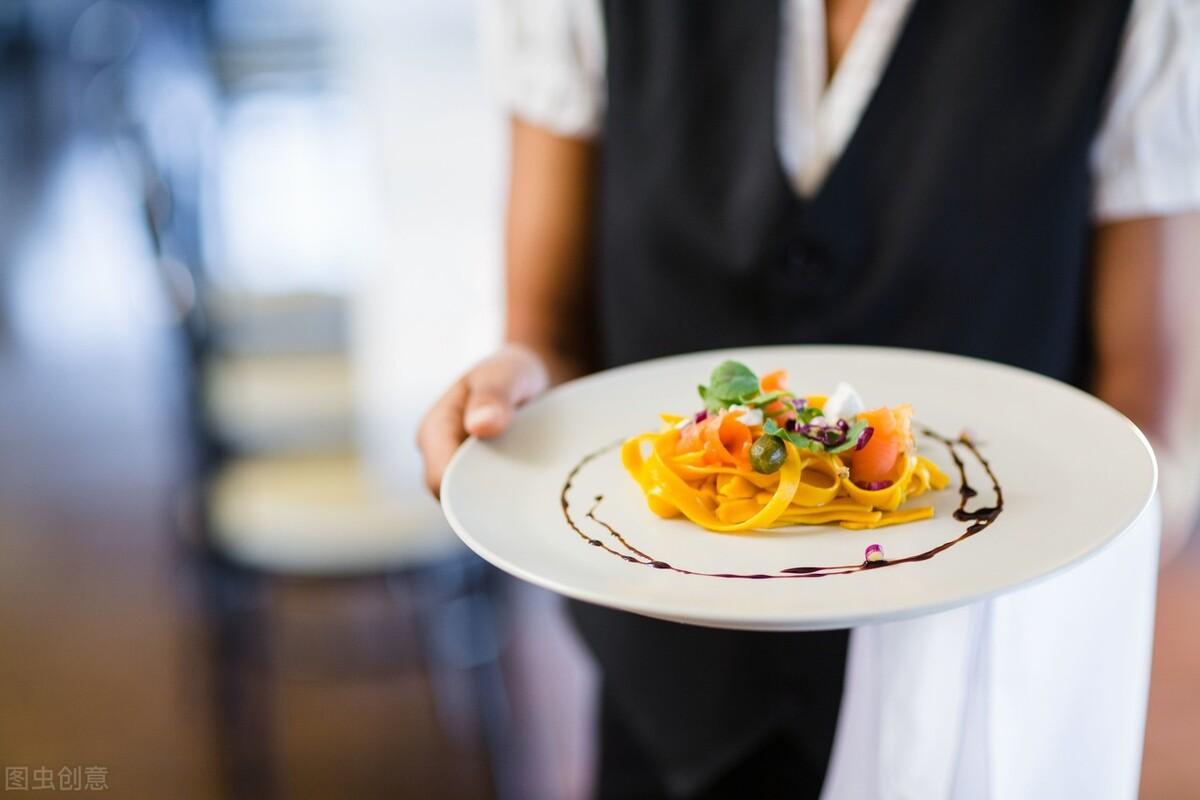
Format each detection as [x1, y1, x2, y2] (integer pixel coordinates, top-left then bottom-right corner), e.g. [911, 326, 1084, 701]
[0, 344, 499, 798]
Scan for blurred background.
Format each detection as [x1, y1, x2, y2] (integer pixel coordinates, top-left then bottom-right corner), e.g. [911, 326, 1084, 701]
[0, 1, 1194, 798]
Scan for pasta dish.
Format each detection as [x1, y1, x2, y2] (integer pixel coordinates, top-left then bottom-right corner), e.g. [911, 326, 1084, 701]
[621, 361, 949, 532]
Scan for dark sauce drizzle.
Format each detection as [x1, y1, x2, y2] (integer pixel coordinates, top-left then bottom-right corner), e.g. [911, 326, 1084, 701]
[559, 427, 1004, 579]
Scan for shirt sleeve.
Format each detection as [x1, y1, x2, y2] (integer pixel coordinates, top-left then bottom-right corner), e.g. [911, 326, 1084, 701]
[1091, 0, 1200, 221]
[480, 0, 607, 138]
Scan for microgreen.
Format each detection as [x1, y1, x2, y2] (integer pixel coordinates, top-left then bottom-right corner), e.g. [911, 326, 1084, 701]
[796, 406, 824, 424]
[763, 415, 866, 454]
[697, 361, 809, 415]
[698, 360, 770, 412]
[826, 419, 869, 454]
[763, 418, 828, 453]
[742, 390, 787, 407]
[709, 361, 759, 401]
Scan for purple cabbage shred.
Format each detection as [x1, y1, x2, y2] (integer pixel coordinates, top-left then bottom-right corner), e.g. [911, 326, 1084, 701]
[855, 426, 874, 450]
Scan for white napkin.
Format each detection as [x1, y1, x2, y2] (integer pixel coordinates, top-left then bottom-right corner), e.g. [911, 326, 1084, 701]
[821, 498, 1161, 800]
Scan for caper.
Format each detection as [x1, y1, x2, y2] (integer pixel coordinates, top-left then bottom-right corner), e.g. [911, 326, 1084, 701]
[750, 434, 787, 474]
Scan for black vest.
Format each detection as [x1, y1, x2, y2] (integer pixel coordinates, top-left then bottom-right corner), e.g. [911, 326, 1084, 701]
[571, 0, 1132, 792]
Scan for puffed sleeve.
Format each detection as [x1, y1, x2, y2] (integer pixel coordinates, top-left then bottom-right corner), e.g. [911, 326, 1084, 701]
[480, 0, 607, 138]
[1091, 0, 1200, 221]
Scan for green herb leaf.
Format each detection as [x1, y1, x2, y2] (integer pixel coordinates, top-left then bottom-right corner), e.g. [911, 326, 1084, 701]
[797, 406, 824, 424]
[698, 384, 726, 413]
[827, 420, 868, 454]
[743, 390, 788, 408]
[707, 360, 760, 403]
[764, 418, 830, 453]
[795, 435, 826, 453]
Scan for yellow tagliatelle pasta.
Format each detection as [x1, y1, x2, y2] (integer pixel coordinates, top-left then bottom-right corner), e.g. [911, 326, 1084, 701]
[621, 364, 951, 532]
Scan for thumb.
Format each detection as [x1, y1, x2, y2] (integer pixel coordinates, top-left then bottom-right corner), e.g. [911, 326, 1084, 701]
[462, 346, 548, 437]
[463, 385, 514, 437]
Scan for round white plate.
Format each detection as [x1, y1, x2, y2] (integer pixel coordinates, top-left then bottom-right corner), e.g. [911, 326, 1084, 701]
[441, 346, 1157, 630]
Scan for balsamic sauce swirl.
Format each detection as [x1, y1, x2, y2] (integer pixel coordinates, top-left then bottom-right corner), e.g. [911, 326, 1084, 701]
[559, 427, 1003, 579]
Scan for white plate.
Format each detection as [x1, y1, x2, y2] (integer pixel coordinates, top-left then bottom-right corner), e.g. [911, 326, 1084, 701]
[441, 346, 1157, 631]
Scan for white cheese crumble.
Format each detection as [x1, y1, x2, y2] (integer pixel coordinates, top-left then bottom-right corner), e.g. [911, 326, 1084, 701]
[727, 404, 764, 426]
[821, 382, 865, 421]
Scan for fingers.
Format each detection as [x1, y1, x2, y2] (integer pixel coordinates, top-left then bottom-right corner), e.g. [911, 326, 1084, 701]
[463, 378, 515, 438]
[417, 379, 469, 498]
[417, 346, 552, 498]
[463, 345, 549, 437]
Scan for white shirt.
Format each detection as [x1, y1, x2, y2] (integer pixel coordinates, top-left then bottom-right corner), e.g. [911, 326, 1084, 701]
[483, 0, 1200, 221]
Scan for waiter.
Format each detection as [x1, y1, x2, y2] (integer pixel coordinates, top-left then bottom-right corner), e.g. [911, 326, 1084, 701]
[420, 0, 1199, 796]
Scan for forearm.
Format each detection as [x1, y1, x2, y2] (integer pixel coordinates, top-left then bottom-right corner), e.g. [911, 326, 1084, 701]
[504, 118, 598, 385]
[1092, 214, 1200, 559]
[1091, 219, 1175, 438]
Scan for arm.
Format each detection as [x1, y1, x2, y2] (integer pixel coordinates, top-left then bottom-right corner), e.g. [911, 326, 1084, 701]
[505, 118, 598, 383]
[418, 119, 598, 495]
[1091, 213, 1200, 561]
